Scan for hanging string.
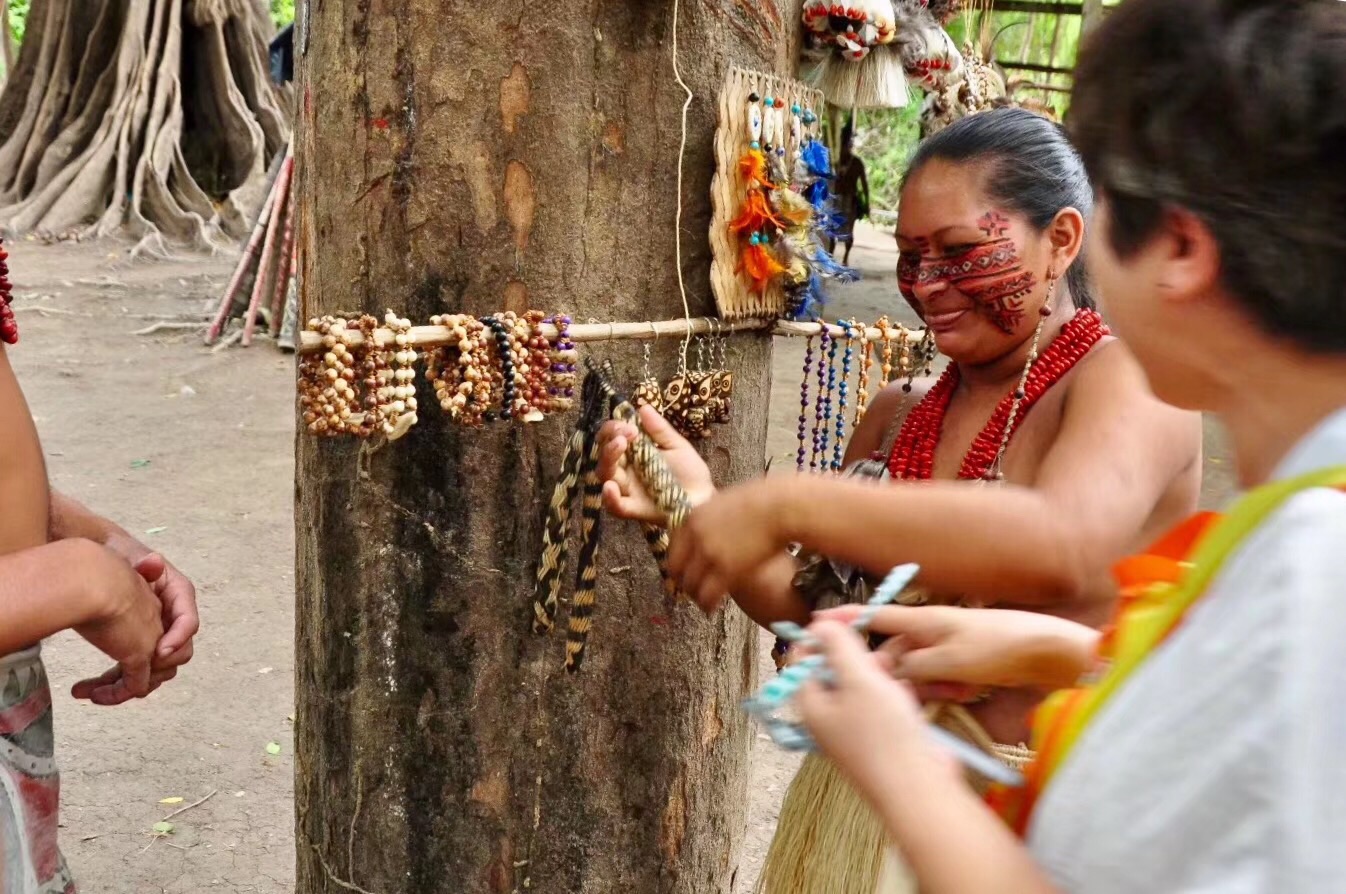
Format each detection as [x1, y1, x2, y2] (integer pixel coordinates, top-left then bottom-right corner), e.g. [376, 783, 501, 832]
[671, 0, 696, 370]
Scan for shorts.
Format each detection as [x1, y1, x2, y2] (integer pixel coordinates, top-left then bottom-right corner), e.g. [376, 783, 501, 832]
[1, 647, 74, 893]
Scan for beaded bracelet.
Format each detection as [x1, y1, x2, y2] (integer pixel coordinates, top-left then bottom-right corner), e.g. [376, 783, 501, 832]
[381, 311, 419, 437]
[523, 310, 550, 420]
[480, 315, 517, 421]
[354, 314, 390, 437]
[545, 314, 578, 412]
[299, 316, 352, 436]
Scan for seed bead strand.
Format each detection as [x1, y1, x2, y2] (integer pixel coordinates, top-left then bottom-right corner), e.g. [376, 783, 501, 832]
[819, 325, 839, 468]
[811, 325, 830, 472]
[833, 321, 855, 471]
[899, 328, 915, 392]
[797, 336, 814, 472]
[854, 320, 875, 426]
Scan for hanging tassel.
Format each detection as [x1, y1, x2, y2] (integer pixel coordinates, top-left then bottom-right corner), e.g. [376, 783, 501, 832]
[822, 44, 910, 109]
[786, 273, 828, 322]
[773, 188, 817, 229]
[731, 189, 789, 236]
[738, 148, 775, 190]
[799, 138, 834, 182]
[737, 238, 788, 294]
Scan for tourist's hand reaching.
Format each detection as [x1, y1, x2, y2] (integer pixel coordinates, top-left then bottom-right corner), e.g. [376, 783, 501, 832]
[796, 620, 955, 807]
[597, 404, 715, 524]
[666, 477, 786, 611]
[818, 604, 1100, 694]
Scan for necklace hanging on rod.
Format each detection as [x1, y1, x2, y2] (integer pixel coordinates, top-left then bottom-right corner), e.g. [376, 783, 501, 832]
[819, 323, 839, 468]
[810, 324, 831, 471]
[854, 319, 875, 427]
[797, 335, 815, 472]
[833, 320, 856, 471]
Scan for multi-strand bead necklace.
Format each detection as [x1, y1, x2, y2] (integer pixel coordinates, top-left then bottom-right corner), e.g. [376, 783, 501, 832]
[887, 308, 1108, 482]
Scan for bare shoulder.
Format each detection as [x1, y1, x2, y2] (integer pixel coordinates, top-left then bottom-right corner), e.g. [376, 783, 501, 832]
[1062, 337, 1203, 460]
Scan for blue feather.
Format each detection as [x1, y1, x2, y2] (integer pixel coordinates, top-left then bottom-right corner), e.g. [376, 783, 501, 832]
[812, 244, 858, 283]
[803, 179, 831, 209]
[801, 139, 834, 179]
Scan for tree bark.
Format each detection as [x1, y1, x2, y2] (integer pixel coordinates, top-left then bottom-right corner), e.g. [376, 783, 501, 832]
[294, 1, 795, 893]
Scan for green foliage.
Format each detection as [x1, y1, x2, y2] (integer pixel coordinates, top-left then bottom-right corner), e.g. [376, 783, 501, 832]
[8, 0, 30, 46]
[849, 105, 922, 214]
[271, 0, 295, 27]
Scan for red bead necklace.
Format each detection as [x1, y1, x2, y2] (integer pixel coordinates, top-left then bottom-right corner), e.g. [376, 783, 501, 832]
[0, 239, 15, 345]
[887, 309, 1108, 482]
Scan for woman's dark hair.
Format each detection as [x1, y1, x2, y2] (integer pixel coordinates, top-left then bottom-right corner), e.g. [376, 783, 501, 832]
[902, 107, 1095, 310]
[1070, 0, 1346, 353]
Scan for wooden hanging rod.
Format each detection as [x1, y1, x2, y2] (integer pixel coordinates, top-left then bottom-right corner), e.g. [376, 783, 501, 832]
[296, 316, 928, 355]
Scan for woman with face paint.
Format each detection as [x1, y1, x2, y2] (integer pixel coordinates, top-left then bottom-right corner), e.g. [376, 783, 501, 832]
[598, 107, 1202, 892]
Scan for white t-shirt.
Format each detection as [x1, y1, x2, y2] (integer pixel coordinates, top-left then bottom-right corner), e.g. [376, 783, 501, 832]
[1027, 408, 1346, 893]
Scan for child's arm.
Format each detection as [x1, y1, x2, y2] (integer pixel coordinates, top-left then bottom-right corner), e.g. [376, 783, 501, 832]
[48, 489, 199, 665]
[1, 538, 165, 702]
[799, 621, 1061, 894]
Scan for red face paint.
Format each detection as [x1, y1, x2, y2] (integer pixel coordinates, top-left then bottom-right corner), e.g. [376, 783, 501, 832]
[897, 212, 1039, 334]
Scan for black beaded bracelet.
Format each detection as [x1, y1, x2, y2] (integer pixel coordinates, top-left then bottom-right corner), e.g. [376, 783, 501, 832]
[480, 315, 517, 420]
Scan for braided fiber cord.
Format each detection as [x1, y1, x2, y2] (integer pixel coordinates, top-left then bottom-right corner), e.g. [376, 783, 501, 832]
[643, 524, 678, 597]
[564, 405, 609, 673]
[531, 427, 586, 634]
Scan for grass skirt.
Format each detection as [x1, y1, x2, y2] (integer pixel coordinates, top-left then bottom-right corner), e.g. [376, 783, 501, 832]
[754, 705, 1033, 894]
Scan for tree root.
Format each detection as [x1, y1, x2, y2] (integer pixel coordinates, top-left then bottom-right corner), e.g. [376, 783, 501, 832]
[0, 0, 289, 247]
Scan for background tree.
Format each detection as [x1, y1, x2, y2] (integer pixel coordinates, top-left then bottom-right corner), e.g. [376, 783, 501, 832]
[0, 0, 287, 253]
[294, 0, 796, 891]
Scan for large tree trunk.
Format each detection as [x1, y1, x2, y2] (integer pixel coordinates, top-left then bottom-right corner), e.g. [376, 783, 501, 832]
[294, 1, 794, 893]
[0, 0, 287, 253]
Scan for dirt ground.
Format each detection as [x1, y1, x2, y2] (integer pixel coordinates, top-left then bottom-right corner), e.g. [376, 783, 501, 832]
[10, 222, 1234, 893]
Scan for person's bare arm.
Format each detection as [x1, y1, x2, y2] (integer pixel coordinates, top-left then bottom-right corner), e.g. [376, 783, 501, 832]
[48, 489, 199, 666]
[0, 539, 165, 707]
[799, 622, 1061, 894]
[0, 344, 49, 553]
[773, 343, 1199, 603]
[724, 385, 914, 627]
[599, 391, 911, 628]
[669, 342, 1202, 608]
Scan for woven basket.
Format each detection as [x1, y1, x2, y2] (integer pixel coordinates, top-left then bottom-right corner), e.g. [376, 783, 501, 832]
[709, 67, 824, 321]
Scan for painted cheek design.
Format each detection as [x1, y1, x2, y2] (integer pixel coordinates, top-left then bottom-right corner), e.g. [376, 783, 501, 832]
[908, 212, 1037, 334]
[896, 236, 928, 301]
